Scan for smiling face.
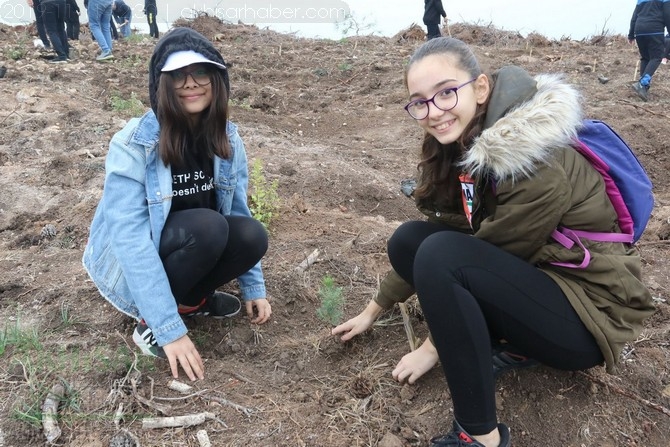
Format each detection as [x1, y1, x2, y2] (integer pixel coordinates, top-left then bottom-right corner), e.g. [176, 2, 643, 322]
[406, 54, 489, 145]
[169, 63, 213, 118]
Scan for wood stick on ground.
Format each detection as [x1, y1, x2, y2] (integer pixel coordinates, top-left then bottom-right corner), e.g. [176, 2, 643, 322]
[398, 302, 420, 352]
[620, 99, 670, 119]
[197, 430, 212, 447]
[113, 403, 124, 429]
[142, 412, 222, 429]
[202, 393, 255, 417]
[42, 382, 65, 444]
[132, 378, 172, 415]
[637, 240, 670, 246]
[295, 248, 320, 272]
[578, 371, 670, 417]
[634, 59, 639, 81]
[167, 379, 194, 394]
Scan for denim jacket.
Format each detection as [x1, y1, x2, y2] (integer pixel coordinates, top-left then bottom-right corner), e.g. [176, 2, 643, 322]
[82, 110, 266, 346]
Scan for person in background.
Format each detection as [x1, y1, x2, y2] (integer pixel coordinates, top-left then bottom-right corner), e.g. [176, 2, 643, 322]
[82, 27, 272, 381]
[332, 36, 654, 447]
[64, 0, 80, 40]
[85, 0, 114, 60]
[628, 0, 670, 101]
[40, 0, 69, 63]
[112, 0, 132, 38]
[423, 0, 446, 40]
[144, 0, 159, 38]
[662, 33, 670, 64]
[26, 0, 51, 49]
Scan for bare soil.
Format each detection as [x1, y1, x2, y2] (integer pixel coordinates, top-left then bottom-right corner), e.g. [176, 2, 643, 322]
[0, 17, 669, 447]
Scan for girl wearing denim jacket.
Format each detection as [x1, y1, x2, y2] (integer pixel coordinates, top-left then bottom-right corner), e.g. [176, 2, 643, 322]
[83, 27, 271, 381]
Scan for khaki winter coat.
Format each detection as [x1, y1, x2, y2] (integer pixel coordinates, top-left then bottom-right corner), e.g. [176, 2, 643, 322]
[375, 66, 654, 373]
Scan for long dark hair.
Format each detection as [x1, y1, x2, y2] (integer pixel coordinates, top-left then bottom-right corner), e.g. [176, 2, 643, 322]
[405, 37, 491, 208]
[156, 68, 231, 166]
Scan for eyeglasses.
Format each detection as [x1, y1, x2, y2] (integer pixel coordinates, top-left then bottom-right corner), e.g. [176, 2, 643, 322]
[404, 78, 477, 120]
[168, 67, 212, 89]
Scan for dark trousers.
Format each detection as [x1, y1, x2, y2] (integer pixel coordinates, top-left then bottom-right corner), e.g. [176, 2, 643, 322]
[387, 221, 603, 435]
[32, 0, 51, 48]
[159, 209, 268, 307]
[146, 5, 159, 38]
[65, 5, 80, 39]
[41, 0, 69, 58]
[636, 34, 665, 85]
[110, 17, 118, 40]
[425, 22, 441, 39]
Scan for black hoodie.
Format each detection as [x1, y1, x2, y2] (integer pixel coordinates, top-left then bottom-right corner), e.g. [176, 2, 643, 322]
[148, 27, 230, 113]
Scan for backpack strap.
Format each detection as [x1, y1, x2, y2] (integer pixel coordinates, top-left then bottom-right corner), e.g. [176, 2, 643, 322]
[550, 228, 591, 269]
[550, 226, 633, 269]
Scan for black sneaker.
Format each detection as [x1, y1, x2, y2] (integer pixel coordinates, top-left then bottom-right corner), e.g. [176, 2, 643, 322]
[632, 82, 649, 102]
[132, 320, 166, 358]
[492, 342, 539, 378]
[182, 291, 241, 319]
[431, 420, 511, 446]
[49, 56, 68, 64]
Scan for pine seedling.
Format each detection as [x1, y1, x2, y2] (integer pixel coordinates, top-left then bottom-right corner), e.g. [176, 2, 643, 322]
[316, 276, 344, 326]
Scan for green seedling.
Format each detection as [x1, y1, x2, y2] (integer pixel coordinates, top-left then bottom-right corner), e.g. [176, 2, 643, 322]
[316, 276, 344, 326]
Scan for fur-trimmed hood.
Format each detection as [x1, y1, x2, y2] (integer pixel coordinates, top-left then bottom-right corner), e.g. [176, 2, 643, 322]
[459, 66, 584, 183]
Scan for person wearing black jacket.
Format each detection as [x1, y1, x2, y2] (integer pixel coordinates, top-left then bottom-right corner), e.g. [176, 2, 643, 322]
[40, 0, 69, 63]
[112, 0, 132, 38]
[144, 0, 159, 38]
[628, 0, 670, 101]
[26, 0, 51, 49]
[423, 0, 446, 40]
[64, 0, 80, 40]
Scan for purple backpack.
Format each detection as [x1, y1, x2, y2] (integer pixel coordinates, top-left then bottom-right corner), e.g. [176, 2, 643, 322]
[551, 120, 654, 269]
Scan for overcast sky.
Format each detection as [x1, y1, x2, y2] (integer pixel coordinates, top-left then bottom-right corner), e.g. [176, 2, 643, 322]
[268, 0, 636, 40]
[2, 0, 636, 40]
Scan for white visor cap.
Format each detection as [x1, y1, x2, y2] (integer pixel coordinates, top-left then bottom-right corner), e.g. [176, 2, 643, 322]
[161, 50, 226, 72]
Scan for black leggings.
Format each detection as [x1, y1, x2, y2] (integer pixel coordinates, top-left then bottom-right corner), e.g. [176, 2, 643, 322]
[159, 209, 268, 307]
[387, 221, 603, 435]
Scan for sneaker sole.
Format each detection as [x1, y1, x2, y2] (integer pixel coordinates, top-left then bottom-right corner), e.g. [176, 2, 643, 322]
[132, 326, 166, 358]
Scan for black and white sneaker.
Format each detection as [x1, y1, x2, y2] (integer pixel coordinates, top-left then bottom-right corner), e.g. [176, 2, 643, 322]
[430, 420, 511, 446]
[182, 291, 242, 319]
[132, 320, 166, 358]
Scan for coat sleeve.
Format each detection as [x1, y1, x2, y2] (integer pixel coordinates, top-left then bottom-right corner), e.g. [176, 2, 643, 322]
[373, 269, 415, 309]
[474, 161, 571, 261]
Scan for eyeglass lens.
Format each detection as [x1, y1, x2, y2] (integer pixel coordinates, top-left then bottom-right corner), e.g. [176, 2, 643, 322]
[171, 68, 211, 88]
[407, 88, 458, 119]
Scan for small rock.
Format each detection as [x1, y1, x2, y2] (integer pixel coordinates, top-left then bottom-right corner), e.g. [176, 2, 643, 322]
[378, 431, 404, 447]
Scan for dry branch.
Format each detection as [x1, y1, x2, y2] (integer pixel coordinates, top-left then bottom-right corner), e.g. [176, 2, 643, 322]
[197, 430, 212, 447]
[42, 383, 64, 444]
[398, 302, 420, 351]
[578, 371, 670, 417]
[620, 99, 670, 119]
[295, 248, 320, 272]
[142, 412, 220, 429]
[167, 379, 194, 394]
[202, 393, 255, 417]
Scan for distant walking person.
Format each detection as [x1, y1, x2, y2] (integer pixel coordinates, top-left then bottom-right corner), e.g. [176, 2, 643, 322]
[26, 0, 51, 49]
[628, 0, 670, 101]
[85, 0, 114, 60]
[144, 0, 159, 38]
[40, 0, 70, 63]
[112, 0, 132, 38]
[423, 0, 446, 40]
[64, 0, 80, 40]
